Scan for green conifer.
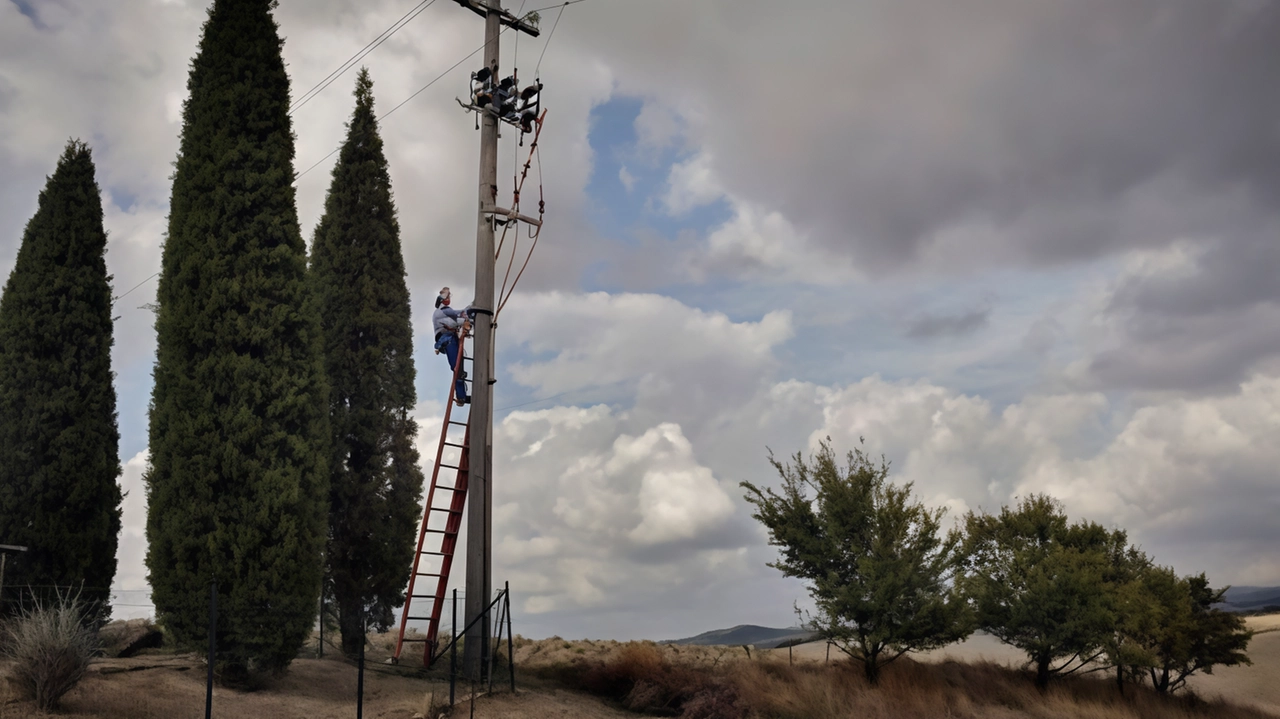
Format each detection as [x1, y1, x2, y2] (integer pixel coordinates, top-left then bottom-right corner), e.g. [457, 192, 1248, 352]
[311, 69, 424, 656]
[145, 0, 328, 676]
[0, 140, 122, 617]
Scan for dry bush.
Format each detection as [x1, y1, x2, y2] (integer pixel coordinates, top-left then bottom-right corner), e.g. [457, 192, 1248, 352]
[549, 643, 747, 718]
[730, 657, 1276, 719]
[1, 596, 97, 710]
[543, 642, 1273, 719]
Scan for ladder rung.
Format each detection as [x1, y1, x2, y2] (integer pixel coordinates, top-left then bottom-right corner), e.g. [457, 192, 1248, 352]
[420, 551, 451, 557]
[409, 594, 438, 600]
[416, 572, 442, 578]
[440, 463, 461, 470]
[444, 441, 467, 449]
[448, 420, 468, 426]
[406, 615, 432, 621]
[429, 507, 462, 514]
[423, 528, 451, 534]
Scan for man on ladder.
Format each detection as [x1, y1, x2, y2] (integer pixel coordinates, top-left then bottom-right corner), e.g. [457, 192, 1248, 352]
[433, 287, 472, 406]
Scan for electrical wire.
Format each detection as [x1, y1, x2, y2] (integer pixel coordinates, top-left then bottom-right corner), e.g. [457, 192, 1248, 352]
[496, 388, 580, 412]
[534, 1, 571, 76]
[289, 0, 441, 116]
[112, 272, 160, 305]
[296, 25, 516, 184]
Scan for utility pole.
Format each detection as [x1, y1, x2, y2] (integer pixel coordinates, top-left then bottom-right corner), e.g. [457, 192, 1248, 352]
[452, 0, 539, 681]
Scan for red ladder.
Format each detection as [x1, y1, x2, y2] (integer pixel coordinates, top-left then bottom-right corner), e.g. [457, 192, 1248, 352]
[393, 330, 472, 667]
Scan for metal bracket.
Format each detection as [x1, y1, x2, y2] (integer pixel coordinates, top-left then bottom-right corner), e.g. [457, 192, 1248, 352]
[451, 0, 541, 36]
[482, 206, 543, 228]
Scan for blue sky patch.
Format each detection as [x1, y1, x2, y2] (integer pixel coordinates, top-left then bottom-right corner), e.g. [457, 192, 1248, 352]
[583, 95, 731, 254]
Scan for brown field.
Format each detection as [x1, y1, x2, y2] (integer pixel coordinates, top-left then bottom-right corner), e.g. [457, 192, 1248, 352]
[0, 616, 1276, 718]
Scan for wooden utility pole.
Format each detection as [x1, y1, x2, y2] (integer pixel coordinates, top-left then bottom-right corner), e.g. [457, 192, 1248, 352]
[453, 0, 539, 681]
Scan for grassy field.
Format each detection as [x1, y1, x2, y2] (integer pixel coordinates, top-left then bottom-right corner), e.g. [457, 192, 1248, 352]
[1, 615, 1276, 718]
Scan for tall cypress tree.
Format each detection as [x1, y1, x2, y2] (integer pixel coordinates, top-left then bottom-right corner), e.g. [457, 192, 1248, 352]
[0, 141, 122, 616]
[311, 69, 424, 656]
[145, 0, 328, 676]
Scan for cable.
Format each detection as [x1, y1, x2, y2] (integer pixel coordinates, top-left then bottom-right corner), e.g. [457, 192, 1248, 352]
[296, 26, 514, 185]
[289, 0, 441, 116]
[112, 272, 160, 305]
[496, 388, 580, 412]
[534, 2, 570, 76]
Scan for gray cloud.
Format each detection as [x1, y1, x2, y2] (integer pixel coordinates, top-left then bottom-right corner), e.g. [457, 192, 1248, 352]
[1082, 225, 1280, 391]
[558, 0, 1280, 274]
[905, 308, 991, 339]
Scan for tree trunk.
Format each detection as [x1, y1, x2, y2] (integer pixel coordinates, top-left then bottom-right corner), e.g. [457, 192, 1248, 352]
[338, 600, 365, 657]
[864, 656, 881, 685]
[1154, 667, 1171, 694]
[1116, 664, 1124, 696]
[1035, 656, 1051, 689]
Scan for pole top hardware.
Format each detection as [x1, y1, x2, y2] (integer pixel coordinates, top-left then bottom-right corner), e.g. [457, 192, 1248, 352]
[451, 0, 541, 36]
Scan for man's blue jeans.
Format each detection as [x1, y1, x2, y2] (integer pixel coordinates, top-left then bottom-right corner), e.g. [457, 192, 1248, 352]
[443, 334, 468, 403]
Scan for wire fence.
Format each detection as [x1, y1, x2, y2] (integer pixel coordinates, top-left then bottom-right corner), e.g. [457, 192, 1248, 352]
[0, 581, 519, 716]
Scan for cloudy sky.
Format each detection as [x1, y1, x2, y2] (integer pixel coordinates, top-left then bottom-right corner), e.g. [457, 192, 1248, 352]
[2, 0, 1279, 640]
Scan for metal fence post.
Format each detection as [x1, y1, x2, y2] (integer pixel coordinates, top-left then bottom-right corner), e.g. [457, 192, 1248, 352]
[505, 582, 515, 693]
[450, 589, 458, 706]
[357, 612, 366, 719]
[206, 580, 217, 719]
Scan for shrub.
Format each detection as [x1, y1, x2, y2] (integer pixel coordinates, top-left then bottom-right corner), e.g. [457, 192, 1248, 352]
[1, 596, 97, 710]
[568, 643, 747, 718]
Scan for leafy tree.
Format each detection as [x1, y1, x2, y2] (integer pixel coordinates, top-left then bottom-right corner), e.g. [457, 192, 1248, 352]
[741, 439, 971, 684]
[144, 0, 328, 678]
[960, 495, 1122, 688]
[310, 68, 425, 656]
[1118, 566, 1252, 693]
[0, 141, 121, 617]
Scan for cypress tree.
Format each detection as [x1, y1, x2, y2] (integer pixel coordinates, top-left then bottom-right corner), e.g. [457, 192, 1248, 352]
[311, 69, 424, 656]
[0, 140, 122, 617]
[145, 0, 328, 676]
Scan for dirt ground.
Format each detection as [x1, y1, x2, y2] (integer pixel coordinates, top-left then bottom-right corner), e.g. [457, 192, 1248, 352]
[3, 654, 446, 719]
[1, 617, 1276, 718]
[452, 689, 637, 718]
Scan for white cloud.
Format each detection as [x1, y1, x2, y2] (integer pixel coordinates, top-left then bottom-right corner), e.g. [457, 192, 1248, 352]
[502, 291, 792, 405]
[492, 406, 739, 619]
[694, 201, 857, 284]
[112, 451, 154, 620]
[808, 373, 1279, 583]
[621, 423, 734, 545]
[661, 152, 723, 215]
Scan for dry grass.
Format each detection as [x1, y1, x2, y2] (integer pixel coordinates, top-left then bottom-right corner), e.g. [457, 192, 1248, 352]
[1, 597, 97, 710]
[531, 640, 1279, 719]
[0, 623, 1274, 719]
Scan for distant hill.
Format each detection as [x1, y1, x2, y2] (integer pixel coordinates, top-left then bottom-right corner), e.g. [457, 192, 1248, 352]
[663, 625, 819, 649]
[1217, 586, 1280, 613]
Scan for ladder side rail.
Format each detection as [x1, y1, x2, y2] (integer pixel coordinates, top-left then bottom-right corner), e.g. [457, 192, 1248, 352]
[394, 332, 471, 661]
[424, 424, 471, 666]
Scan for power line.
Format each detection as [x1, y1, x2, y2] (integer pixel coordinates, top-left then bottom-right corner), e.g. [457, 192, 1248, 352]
[296, 24, 517, 184]
[534, 1, 572, 76]
[112, 272, 160, 305]
[289, 0, 441, 116]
